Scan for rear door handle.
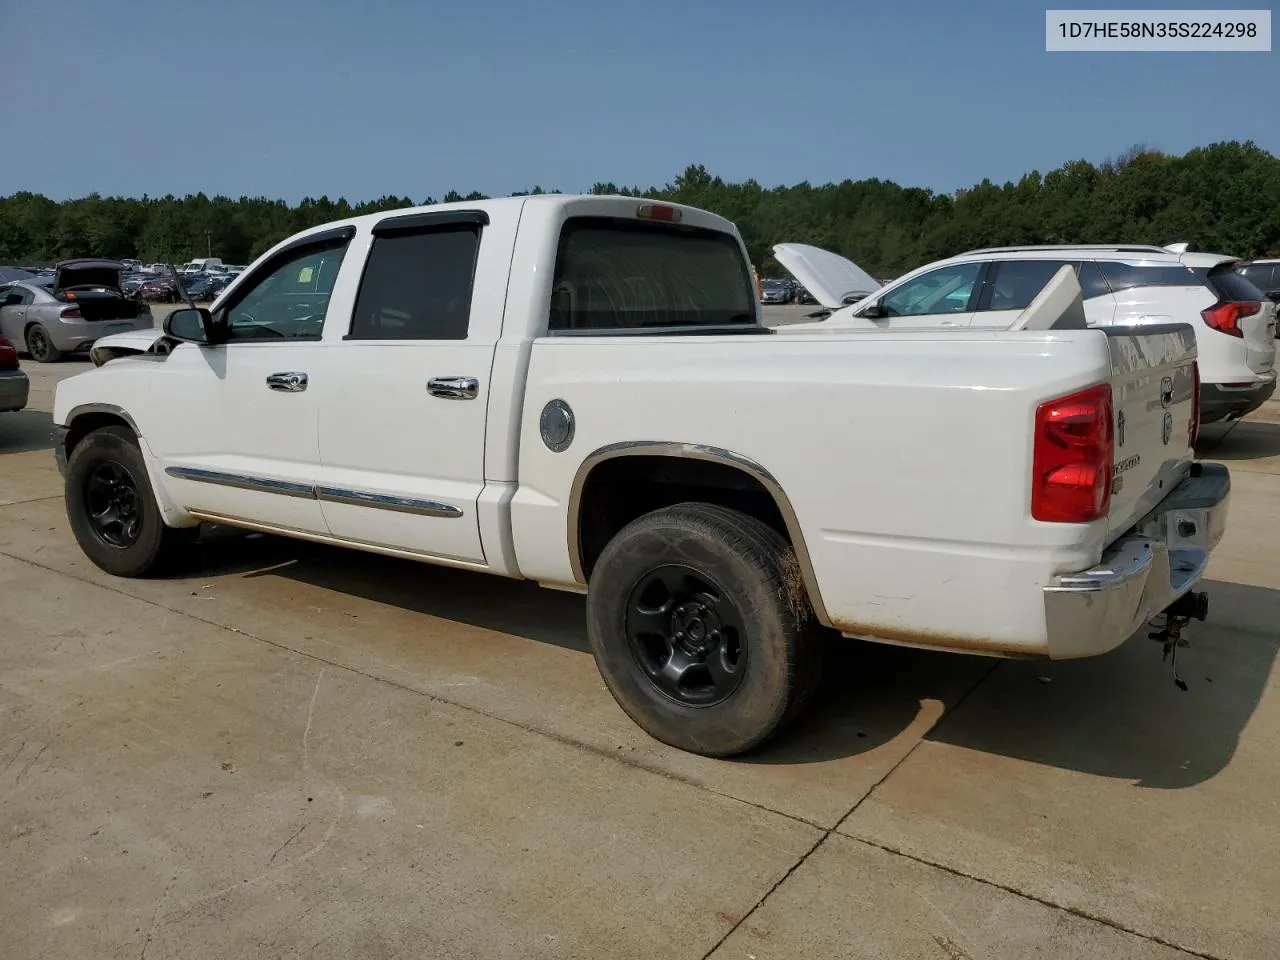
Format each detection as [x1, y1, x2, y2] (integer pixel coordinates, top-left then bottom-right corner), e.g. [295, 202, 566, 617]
[428, 376, 479, 400]
[267, 372, 308, 392]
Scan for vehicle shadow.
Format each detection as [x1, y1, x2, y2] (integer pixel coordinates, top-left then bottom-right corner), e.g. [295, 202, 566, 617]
[186, 529, 1275, 788]
[1196, 419, 1280, 461]
[0, 409, 56, 453]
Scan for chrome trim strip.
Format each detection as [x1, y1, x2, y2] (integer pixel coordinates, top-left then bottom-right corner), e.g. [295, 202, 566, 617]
[62, 402, 142, 435]
[566, 441, 831, 627]
[165, 466, 316, 499]
[185, 510, 490, 572]
[315, 486, 463, 518]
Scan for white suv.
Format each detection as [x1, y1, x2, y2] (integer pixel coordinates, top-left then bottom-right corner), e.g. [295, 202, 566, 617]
[780, 243, 1278, 424]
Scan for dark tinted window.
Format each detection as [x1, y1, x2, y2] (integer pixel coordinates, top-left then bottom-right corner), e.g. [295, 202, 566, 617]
[1077, 260, 1109, 299]
[984, 260, 1072, 311]
[1196, 264, 1267, 302]
[1098, 261, 1198, 292]
[549, 218, 755, 331]
[1241, 263, 1279, 291]
[349, 226, 479, 340]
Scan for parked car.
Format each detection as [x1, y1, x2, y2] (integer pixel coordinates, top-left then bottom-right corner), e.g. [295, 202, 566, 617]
[758, 279, 790, 304]
[0, 336, 29, 412]
[137, 277, 181, 302]
[180, 274, 218, 302]
[1235, 259, 1280, 311]
[777, 242, 1277, 425]
[55, 195, 1227, 757]
[0, 259, 154, 362]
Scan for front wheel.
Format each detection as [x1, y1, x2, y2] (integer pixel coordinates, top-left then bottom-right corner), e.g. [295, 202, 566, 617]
[25, 323, 62, 363]
[586, 503, 821, 757]
[64, 425, 196, 577]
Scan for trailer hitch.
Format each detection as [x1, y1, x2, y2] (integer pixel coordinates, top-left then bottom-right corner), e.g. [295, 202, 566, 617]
[1148, 591, 1209, 691]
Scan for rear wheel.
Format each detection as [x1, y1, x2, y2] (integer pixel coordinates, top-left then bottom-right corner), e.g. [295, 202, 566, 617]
[65, 425, 195, 577]
[586, 502, 821, 757]
[25, 324, 61, 363]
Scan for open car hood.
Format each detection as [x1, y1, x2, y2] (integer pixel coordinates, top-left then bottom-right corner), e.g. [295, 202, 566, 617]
[88, 328, 168, 366]
[772, 243, 882, 309]
[54, 258, 125, 292]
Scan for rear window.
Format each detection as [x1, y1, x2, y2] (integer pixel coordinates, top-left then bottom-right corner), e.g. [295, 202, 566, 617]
[1238, 262, 1278, 291]
[549, 217, 756, 332]
[1193, 264, 1267, 302]
[1098, 261, 1199, 292]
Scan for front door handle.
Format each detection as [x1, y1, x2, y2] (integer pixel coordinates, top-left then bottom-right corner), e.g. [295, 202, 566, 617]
[428, 376, 479, 400]
[266, 372, 308, 392]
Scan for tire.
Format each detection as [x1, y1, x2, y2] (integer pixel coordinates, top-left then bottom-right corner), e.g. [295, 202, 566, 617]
[64, 425, 196, 577]
[586, 502, 822, 757]
[25, 323, 62, 363]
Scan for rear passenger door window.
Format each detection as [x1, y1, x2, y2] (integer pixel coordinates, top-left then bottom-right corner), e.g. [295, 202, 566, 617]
[348, 225, 480, 340]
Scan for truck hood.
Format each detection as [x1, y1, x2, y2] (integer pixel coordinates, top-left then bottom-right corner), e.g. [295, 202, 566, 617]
[772, 243, 882, 309]
[88, 328, 167, 366]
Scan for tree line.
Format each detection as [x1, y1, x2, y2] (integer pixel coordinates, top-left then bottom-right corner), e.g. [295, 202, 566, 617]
[2, 140, 1277, 277]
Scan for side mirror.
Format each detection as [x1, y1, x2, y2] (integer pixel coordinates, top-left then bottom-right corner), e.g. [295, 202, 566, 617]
[859, 300, 887, 319]
[163, 306, 226, 345]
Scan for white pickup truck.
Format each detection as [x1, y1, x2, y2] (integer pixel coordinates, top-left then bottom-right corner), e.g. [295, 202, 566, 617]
[53, 195, 1230, 756]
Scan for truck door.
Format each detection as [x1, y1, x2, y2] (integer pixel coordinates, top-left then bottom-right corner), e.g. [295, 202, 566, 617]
[313, 210, 505, 566]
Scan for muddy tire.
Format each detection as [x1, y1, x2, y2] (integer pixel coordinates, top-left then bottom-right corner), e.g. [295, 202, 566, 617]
[64, 425, 195, 577]
[25, 323, 62, 363]
[586, 502, 821, 757]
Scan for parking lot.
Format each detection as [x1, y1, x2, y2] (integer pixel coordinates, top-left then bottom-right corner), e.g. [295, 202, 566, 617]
[3, 318, 1279, 959]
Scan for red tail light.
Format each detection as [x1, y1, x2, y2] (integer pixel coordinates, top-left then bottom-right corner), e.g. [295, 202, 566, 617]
[1190, 361, 1201, 447]
[60, 306, 82, 319]
[1031, 383, 1114, 523]
[0, 336, 17, 370]
[1201, 300, 1260, 338]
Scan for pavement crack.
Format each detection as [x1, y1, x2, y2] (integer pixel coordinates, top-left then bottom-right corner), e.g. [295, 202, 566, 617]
[698, 832, 828, 960]
[267, 823, 309, 866]
[14, 742, 49, 785]
[139, 872, 178, 960]
[850, 836, 1226, 960]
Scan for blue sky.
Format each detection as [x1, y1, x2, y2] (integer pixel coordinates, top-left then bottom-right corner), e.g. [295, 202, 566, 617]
[1, 0, 1275, 202]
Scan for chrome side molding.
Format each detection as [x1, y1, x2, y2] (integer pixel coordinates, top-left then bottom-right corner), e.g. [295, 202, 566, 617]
[165, 466, 315, 499]
[165, 467, 463, 518]
[314, 486, 463, 518]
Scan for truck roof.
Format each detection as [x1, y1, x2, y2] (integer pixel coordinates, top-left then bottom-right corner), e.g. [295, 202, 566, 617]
[275, 194, 737, 248]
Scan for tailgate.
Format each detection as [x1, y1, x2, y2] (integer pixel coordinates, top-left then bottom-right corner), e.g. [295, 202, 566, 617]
[1103, 324, 1198, 545]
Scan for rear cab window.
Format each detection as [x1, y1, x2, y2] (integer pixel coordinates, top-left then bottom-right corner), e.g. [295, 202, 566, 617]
[549, 217, 757, 333]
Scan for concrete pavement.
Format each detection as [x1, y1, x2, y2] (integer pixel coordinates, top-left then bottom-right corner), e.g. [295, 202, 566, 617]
[3, 349, 1279, 958]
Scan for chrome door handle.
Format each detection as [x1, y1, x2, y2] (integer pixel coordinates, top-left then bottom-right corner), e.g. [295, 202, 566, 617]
[428, 376, 479, 400]
[266, 372, 308, 392]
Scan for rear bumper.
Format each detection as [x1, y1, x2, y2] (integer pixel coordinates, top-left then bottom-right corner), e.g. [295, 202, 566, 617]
[1043, 462, 1230, 659]
[0, 369, 30, 412]
[1199, 372, 1276, 424]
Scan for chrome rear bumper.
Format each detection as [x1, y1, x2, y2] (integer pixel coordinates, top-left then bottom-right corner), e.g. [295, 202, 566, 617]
[1044, 462, 1230, 659]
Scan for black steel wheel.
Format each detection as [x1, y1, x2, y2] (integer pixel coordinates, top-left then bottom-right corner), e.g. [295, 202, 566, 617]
[84, 460, 144, 547]
[65, 424, 196, 577]
[586, 502, 821, 757]
[624, 564, 748, 707]
[25, 323, 62, 363]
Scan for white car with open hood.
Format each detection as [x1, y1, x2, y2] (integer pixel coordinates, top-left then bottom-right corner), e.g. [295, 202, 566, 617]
[776, 241, 1278, 424]
[54, 196, 1228, 757]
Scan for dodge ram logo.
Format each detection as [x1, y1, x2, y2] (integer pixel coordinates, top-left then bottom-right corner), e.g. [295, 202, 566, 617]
[1160, 376, 1174, 408]
[1116, 410, 1126, 447]
[1162, 411, 1173, 445]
